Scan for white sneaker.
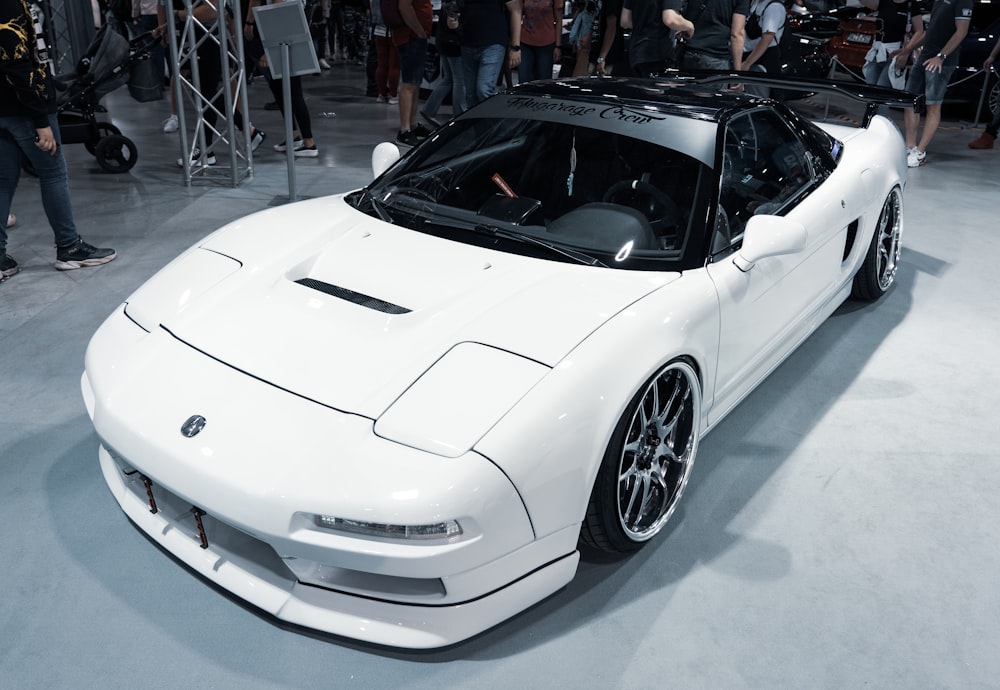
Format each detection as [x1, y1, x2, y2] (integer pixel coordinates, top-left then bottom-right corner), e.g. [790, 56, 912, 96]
[388, 95, 399, 105]
[163, 114, 179, 133]
[906, 147, 926, 168]
[319, 58, 331, 69]
[5, 213, 14, 228]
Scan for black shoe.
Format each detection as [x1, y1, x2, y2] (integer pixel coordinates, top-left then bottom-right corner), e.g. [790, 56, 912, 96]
[1, 253, 20, 280]
[396, 129, 421, 147]
[411, 123, 434, 140]
[264, 101, 279, 111]
[54, 239, 117, 271]
[250, 129, 267, 151]
[176, 148, 217, 167]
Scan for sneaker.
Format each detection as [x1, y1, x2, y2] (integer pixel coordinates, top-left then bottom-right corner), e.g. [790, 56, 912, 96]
[906, 147, 926, 168]
[412, 123, 434, 140]
[319, 58, 331, 69]
[388, 95, 399, 105]
[163, 114, 179, 133]
[376, 94, 388, 103]
[294, 144, 319, 158]
[5, 213, 14, 228]
[396, 129, 421, 147]
[177, 149, 217, 167]
[1, 254, 20, 280]
[54, 239, 117, 271]
[264, 101, 280, 111]
[420, 110, 442, 128]
[968, 131, 996, 150]
[250, 128, 267, 152]
[273, 138, 304, 152]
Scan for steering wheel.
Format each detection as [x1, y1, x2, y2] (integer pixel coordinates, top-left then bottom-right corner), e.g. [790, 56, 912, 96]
[603, 179, 681, 240]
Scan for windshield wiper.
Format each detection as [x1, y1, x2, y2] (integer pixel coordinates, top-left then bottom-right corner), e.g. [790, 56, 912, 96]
[472, 223, 608, 268]
[357, 187, 392, 222]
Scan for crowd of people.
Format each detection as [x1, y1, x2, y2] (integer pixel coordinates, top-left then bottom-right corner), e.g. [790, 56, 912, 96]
[3, 0, 998, 284]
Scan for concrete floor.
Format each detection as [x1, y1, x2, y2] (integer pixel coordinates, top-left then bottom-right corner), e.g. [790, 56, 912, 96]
[1, 65, 999, 689]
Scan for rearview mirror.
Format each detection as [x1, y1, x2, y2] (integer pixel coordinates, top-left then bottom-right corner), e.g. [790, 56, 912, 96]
[733, 215, 807, 272]
[371, 142, 401, 179]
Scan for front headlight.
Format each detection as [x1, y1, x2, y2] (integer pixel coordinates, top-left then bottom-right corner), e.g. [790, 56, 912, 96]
[374, 342, 550, 458]
[125, 248, 242, 331]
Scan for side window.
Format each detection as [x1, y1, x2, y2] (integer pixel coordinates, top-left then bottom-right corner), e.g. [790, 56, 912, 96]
[715, 109, 815, 253]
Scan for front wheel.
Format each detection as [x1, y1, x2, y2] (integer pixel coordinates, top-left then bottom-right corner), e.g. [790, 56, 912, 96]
[580, 360, 702, 554]
[851, 187, 902, 301]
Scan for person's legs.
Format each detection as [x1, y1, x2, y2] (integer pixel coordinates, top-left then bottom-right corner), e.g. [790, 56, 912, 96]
[423, 53, 452, 118]
[474, 44, 506, 104]
[915, 67, 954, 154]
[518, 44, 537, 83]
[902, 63, 926, 150]
[397, 38, 428, 138]
[14, 115, 79, 249]
[0, 121, 21, 257]
[447, 54, 467, 115]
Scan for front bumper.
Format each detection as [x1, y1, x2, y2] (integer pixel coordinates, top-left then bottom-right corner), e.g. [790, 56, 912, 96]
[83, 306, 580, 648]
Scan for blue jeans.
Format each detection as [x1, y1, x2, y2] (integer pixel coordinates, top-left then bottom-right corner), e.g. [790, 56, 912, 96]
[0, 113, 80, 254]
[518, 43, 555, 83]
[462, 43, 506, 108]
[423, 53, 467, 117]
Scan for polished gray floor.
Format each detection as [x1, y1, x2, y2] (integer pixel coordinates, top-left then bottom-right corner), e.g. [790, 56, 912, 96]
[2, 66, 999, 689]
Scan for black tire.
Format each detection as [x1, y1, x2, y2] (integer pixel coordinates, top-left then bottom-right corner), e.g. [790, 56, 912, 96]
[94, 134, 138, 173]
[851, 187, 902, 301]
[580, 360, 702, 554]
[85, 123, 122, 155]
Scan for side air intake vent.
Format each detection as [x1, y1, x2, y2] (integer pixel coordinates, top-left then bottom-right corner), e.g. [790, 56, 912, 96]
[294, 278, 411, 314]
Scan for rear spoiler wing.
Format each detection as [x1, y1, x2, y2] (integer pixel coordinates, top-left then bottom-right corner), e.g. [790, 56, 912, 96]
[664, 71, 923, 128]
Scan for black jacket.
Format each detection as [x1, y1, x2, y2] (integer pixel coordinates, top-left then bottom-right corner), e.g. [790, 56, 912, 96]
[0, 0, 54, 127]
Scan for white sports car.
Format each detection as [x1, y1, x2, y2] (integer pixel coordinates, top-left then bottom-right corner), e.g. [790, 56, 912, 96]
[83, 75, 913, 649]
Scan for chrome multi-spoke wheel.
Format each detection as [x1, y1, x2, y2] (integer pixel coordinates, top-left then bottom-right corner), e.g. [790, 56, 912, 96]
[852, 188, 902, 301]
[581, 360, 702, 553]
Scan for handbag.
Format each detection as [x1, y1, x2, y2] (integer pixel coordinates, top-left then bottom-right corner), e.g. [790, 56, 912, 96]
[127, 53, 163, 102]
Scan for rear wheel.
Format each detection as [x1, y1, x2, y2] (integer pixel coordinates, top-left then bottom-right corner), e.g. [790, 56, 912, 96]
[85, 123, 122, 155]
[94, 134, 138, 173]
[580, 360, 702, 554]
[851, 187, 902, 301]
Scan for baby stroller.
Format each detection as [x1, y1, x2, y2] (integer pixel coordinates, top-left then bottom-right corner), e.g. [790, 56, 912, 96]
[46, 24, 162, 173]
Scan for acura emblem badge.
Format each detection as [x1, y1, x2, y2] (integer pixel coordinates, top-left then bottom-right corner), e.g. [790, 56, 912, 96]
[181, 415, 207, 438]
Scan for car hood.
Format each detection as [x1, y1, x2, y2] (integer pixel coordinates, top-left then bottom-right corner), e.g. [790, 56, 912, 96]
[147, 197, 678, 418]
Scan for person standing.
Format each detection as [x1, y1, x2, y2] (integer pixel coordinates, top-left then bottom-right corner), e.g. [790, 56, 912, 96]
[859, 0, 922, 89]
[968, 34, 1000, 149]
[901, 0, 973, 167]
[1, 0, 117, 280]
[519, 0, 563, 82]
[621, 0, 693, 77]
[459, 0, 523, 108]
[593, 0, 626, 76]
[421, 0, 467, 125]
[741, 0, 784, 75]
[393, 0, 435, 145]
[680, 0, 748, 71]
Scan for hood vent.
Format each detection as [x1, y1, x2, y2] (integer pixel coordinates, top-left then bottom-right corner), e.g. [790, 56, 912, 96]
[294, 278, 411, 315]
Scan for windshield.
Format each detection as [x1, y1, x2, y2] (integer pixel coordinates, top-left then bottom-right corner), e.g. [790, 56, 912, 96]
[353, 116, 712, 270]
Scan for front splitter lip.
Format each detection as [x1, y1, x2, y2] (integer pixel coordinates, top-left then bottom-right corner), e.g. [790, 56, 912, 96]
[99, 445, 579, 649]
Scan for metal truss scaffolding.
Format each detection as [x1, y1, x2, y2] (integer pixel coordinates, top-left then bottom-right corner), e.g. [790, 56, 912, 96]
[165, 0, 253, 186]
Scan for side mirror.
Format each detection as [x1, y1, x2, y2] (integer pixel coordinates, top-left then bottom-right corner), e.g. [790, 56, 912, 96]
[371, 142, 401, 179]
[733, 215, 807, 272]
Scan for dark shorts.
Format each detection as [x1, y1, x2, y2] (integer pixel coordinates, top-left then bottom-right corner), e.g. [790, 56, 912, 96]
[397, 37, 428, 85]
[905, 61, 956, 106]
